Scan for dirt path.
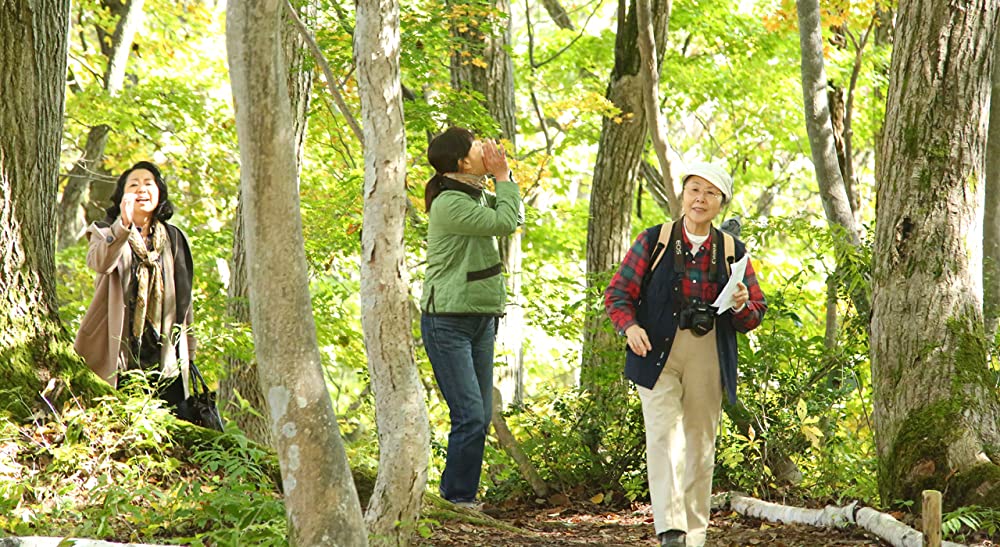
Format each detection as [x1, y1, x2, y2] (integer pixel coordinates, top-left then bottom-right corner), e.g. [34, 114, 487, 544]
[422, 502, 895, 546]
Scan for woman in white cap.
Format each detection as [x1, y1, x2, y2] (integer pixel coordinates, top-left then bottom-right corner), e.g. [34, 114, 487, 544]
[604, 162, 767, 546]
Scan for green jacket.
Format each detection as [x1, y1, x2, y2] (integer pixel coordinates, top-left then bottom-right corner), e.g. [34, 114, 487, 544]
[421, 178, 523, 315]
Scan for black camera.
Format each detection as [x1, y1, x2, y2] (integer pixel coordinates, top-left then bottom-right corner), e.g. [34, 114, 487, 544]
[678, 298, 715, 337]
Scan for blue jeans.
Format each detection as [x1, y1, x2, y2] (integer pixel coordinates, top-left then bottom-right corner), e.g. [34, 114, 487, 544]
[421, 314, 496, 502]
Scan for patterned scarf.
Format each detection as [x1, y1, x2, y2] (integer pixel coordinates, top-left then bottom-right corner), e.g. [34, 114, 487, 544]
[443, 172, 488, 190]
[128, 221, 168, 339]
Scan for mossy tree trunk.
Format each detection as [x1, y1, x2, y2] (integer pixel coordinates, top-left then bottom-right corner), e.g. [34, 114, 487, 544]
[984, 30, 1000, 341]
[0, 1, 104, 415]
[872, 0, 1000, 507]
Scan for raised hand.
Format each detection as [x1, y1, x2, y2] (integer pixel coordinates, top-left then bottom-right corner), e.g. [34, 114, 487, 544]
[481, 139, 510, 182]
[120, 193, 136, 228]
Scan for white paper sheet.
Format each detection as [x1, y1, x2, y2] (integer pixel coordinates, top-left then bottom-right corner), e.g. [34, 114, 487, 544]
[711, 253, 750, 314]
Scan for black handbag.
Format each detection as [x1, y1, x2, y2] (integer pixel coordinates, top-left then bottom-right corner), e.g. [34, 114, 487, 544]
[177, 362, 224, 432]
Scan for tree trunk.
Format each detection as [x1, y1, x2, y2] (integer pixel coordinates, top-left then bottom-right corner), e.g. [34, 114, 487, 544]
[0, 1, 72, 379]
[219, 1, 313, 448]
[58, 0, 145, 249]
[447, 0, 525, 408]
[796, 0, 870, 320]
[448, 0, 516, 141]
[985, 32, 1000, 341]
[541, 0, 574, 30]
[355, 0, 430, 543]
[226, 2, 368, 544]
[872, 0, 1000, 507]
[635, 0, 679, 218]
[580, 0, 669, 394]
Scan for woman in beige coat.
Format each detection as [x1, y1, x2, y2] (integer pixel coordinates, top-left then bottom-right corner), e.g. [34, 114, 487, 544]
[74, 161, 196, 409]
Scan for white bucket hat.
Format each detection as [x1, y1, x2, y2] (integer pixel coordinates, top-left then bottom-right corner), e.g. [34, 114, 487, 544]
[682, 162, 733, 201]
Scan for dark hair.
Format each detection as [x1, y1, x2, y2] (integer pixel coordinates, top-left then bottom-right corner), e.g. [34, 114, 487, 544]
[105, 161, 174, 223]
[425, 127, 476, 212]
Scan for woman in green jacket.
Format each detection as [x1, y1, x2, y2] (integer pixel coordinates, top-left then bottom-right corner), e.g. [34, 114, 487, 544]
[420, 127, 522, 508]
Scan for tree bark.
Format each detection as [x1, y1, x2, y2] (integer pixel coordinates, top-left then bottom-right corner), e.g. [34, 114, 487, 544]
[985, 30, 1000, 341]
[635, 0, 679, 218]
[872, 0, 1000, 507]
[448, 0, 516, 141]
[580, 0, 669, 395]
[446, 0, 524, 408]
[355, 0, 430, 543]
[541, 0, 574, 30]
[57, 0, 145, 249]
[727, 493, 965, 547]
[226, 2, 367, 545]
[219, 1, 313, 448]
[796, 0, 870, 321]
[0, 1, 71, 375]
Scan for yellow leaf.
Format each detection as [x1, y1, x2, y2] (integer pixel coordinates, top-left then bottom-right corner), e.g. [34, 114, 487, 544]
[802, 425, 824, 449]
[470, 58, 488, 69]
[747, 424, 756, 441]
[590, 492, 605, 504]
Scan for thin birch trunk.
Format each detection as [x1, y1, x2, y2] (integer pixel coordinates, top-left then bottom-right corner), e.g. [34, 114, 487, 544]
[355, 0, 431, 541]
[226, 2, 367, 544]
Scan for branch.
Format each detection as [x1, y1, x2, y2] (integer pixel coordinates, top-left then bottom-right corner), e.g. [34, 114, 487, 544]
[843, 14, 876, 195]
[282, 0, 364, 145]
[635, 0, 680, 217]
[491, 387, 550, 498]
[532, 0, 603, 69]
[540, 0, 574, 30]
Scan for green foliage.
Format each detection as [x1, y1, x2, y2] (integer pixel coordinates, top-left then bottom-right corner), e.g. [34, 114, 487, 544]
[713, 218, 877, 502]
[0, 393, 285, 545]
[483, 388, 646, 500]
[942, 505, 1000, 542]
[53, 0, 902, 529]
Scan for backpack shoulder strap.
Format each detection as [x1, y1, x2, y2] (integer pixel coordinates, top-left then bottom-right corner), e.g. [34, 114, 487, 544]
[648, 221, 673, 274]
[723, 231, 735, 276]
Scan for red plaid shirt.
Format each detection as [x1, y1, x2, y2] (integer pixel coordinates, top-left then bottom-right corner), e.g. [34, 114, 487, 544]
[605, 225, 766, 334]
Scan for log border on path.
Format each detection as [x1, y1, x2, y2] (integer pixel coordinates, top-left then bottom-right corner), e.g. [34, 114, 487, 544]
[713, 492, 966, 547]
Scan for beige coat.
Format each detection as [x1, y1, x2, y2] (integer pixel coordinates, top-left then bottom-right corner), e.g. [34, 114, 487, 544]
[74, 220, 196, 395]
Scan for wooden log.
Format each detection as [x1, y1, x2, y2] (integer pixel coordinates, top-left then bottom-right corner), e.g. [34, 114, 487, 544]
[722, 492, 965, 547]
[923, 490, 942, 547]
[490, 387, 550, 498]
[730, 493, 855, 527]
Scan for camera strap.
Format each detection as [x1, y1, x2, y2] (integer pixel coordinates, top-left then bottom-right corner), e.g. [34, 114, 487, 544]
[670, 220, 721, 281]
[670, 221, 736, 283]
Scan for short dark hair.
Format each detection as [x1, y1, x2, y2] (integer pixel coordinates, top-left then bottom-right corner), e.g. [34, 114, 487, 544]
[425, 127, 476, 212]
[105, 161, 174, 223]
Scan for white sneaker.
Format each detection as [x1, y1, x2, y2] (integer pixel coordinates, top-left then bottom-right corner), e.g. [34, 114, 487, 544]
[453, 500, 484, 511]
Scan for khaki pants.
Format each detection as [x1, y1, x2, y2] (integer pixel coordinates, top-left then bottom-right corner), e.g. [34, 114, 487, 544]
[637, 329, 722, 547]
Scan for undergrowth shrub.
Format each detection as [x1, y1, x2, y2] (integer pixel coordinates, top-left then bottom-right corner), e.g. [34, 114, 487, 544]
[0, 388, 286, 545]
